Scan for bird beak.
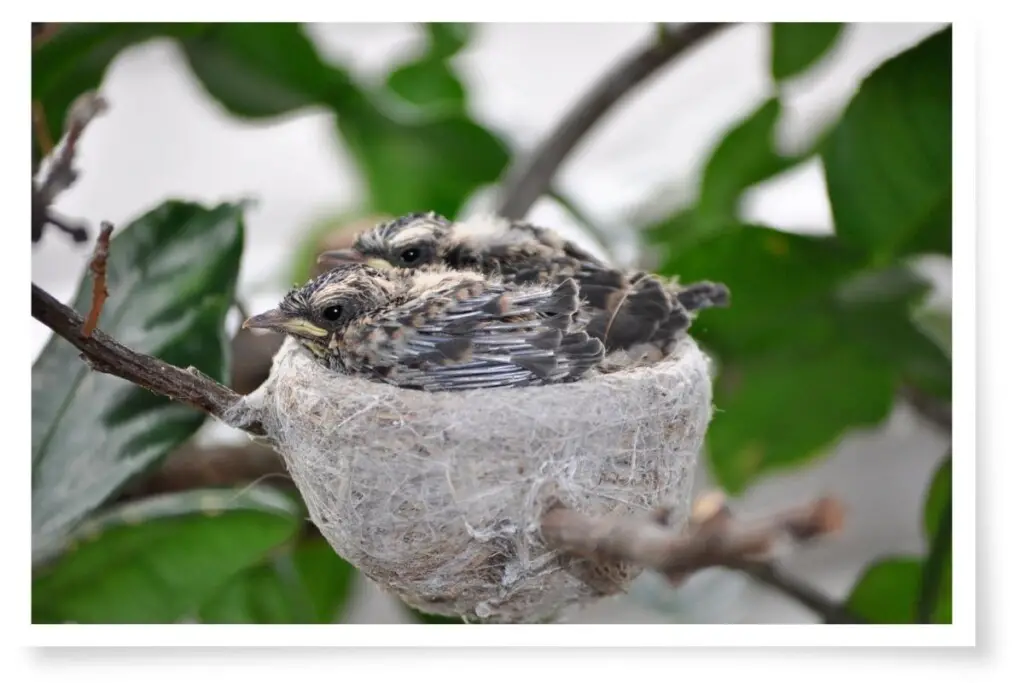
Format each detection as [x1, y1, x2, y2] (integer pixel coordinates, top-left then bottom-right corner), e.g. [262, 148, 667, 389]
[242, 308, 328, 339]
[317, 248, 365, 266]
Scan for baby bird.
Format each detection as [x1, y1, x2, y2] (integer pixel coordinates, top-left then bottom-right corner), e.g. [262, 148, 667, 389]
[317, 212, 729, 361]
[243, 263, 605, 392]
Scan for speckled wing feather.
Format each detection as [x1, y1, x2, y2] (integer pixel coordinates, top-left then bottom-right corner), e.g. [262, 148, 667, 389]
[339, 278, 605, 391]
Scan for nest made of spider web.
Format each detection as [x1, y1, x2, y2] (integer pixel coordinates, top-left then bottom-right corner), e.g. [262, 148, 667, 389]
[227, 336, 714, 623]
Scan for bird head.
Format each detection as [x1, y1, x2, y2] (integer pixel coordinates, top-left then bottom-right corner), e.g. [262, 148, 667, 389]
[316, 212, 453, 272]
[243, 264, 396, 353]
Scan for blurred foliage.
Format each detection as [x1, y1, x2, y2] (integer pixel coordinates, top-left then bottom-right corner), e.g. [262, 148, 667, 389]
[32, 22, 952, 625]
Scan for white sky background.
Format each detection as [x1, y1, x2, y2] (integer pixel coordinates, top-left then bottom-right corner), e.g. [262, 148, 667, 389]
[29, 22, 952, 623]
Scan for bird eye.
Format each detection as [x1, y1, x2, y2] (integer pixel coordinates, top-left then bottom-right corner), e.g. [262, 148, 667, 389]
[398, 247, 424, 265]
[322, 305, 343, 321]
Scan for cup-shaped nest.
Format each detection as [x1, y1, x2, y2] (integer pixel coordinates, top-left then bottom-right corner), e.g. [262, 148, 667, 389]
[229, 337, 713, 623]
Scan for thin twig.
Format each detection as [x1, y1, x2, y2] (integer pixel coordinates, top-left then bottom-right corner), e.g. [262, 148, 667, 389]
[541, 491, 861, 624]
[82, 222, 114, 337]
[496, 22, 732, 220]
[32, 100, 55, 157]
[737, 562, 862, 624]
[37, 91, 109, 206]
[31, 283, 264, 435]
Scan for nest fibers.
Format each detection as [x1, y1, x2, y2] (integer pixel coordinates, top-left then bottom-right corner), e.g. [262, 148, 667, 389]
[227, 336, 714, 623]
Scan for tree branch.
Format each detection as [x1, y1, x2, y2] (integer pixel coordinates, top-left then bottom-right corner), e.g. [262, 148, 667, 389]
[31, 283, 264, 435]
[541, 491, 862, 624]
[496, 22, 732, 220]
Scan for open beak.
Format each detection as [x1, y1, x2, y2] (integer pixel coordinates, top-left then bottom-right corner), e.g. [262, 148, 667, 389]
[317, 248, 365, 266]
[242, 308, 328, 339]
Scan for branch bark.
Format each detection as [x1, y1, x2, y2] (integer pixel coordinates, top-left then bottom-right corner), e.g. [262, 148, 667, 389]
[496, 22, 732, 220]
[541, 492, 861, 624]
[31, 283, 264, 435]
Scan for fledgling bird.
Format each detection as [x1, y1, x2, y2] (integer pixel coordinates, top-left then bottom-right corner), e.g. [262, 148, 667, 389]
[243, 263, 605, 392]
[316, 212, 730, 361]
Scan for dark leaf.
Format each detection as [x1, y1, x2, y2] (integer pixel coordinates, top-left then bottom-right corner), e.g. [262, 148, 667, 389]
[846, 557, 923, 624]
[822, 26, 951, 260]
[770, 23, 844, 81]
[32, 201, 245, 562]
[179, 22, 361, 118]
[32, 488, 301, 624]
[918, 454, 952, 624]
[31, 23, 206, 163]
[198, 535, 357, 623]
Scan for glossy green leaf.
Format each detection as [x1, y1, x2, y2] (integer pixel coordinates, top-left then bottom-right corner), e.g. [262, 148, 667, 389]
[919, 454, 952, 623]
[199, 535, 357, 623]
[770, 23, 844, 81]
[32, 488, 301, 624]
[846, 557, 923, 624]
[32, 201, 245, 562]
[822, 26, 952, 260]
[179, 22, 362, 118]
[31, 23, 205, 165]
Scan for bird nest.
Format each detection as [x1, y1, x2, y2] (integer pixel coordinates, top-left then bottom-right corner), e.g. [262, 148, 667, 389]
[227, 336, 714, 623]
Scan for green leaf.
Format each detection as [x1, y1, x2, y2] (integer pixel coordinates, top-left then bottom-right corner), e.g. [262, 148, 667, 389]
[340, 115, 510, 218]
[770, 23, 844, 81]
[32, 201, 245, 562]
[708, 344, 895, 492]
[386, 60, 466, 111]
[919, 454, 952, 623]
[659, 225, 865, 358]
[32, 488, 301, 624]
[32, 23, 205, 163]
[822, 26, 951, 260]
[846, 557, 923, 624]
[649, 99, 818, 252]
[422, 23, 474, 60]
[198, 535, 357, 623]
[696, 98, 812, 229]
[831, 266, 951, 400]
[179, 22, 361, 118]
[658, 227, 922, 491]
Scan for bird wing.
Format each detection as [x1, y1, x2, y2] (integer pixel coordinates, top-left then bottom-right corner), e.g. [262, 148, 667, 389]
[343, 278, 605, 391]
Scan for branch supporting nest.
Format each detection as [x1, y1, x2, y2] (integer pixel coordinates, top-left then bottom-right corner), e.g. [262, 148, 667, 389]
[496, 22, 732, 220]
[31, 283, 264, 436]
[541, 491, 861, 623]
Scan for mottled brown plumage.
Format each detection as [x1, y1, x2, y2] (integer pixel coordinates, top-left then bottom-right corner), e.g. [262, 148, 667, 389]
[318, 212, 729, 360]
[243, 263, 605, 391]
